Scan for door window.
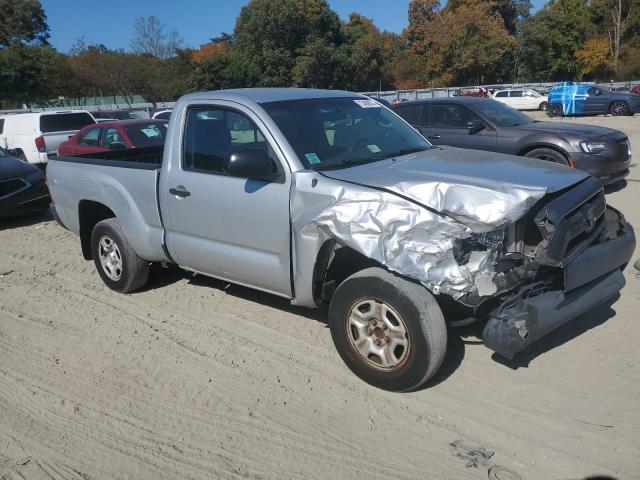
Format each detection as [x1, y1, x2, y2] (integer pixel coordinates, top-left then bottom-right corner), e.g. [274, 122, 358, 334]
[393, 104, 423, 125]
[102, 127, 126, 148]
[509, 91, 523, 97]
[426, 105, 482, 128]
[79, 127, 101, 146]
[494, 91, 508, 98]
[182, 107, 271, 174]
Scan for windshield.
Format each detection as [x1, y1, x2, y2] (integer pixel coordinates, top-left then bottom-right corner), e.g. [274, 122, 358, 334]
[262, 97, 430, 170]
[475, 100, 534, 127]
[123, 123, 167, 147]
[0, 147, 7, 158]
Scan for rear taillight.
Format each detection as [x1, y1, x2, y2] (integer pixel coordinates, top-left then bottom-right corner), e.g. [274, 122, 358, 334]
[35, 136, 46, 153]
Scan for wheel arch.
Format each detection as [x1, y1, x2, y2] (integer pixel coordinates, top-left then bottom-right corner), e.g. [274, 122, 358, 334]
[78, 200, 116, 260]
[312, 240, 385, 305]
[517, 143, 571, 162]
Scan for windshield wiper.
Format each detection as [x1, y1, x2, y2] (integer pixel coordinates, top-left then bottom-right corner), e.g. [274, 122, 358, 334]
[314, 158, 375, 171]
[314, 147, 428, 171]
[383, 147, 428, 160]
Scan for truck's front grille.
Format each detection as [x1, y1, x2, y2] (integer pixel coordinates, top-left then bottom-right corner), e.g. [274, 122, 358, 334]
[0, 178, 27, 199]
[531, 177, 606, 267]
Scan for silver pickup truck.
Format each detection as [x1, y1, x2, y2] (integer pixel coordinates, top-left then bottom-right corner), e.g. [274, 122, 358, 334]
[48, 88, 635, 391]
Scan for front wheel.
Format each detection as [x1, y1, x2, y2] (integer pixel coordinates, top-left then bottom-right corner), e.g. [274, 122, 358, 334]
[547, 104, 563, 117]
[328, 267, 447, 392]
[91, 218, 149, 293]
[539, 101, 548, 111]
[610, 101, 630, 116]
[524, 148, 570, 166]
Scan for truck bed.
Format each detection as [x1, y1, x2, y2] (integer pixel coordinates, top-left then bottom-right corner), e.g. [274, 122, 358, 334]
[56, 145, 163, 169]
[47, 145, 168, 262]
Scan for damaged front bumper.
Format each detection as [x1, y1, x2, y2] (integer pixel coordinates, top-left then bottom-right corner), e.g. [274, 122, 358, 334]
[482, 210, 635, 358]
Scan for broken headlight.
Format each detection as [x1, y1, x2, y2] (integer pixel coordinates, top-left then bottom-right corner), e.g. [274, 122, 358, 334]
[469, 228, 506, 252]
[453, 228, 507, 264]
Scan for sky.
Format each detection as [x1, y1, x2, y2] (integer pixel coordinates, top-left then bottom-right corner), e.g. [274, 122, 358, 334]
[41, 0, 547, 53]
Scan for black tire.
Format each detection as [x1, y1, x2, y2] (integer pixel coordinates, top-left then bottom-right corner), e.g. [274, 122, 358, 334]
[328, 267, 447, 392]
[547, 104, 563, 117]
[91, 218, 149, 293]
[539, 101, 548, 111]
[524, 147, 569, 165]
[610, 101, 630, 116]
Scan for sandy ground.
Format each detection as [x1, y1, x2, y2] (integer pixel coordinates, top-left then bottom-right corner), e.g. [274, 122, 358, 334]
[1, 112, 639, 480]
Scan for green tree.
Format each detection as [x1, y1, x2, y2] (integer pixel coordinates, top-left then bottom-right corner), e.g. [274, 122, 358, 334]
[520, 0, 590, 81]
[447, 0, 532, 34]
[234, 0, 342, 86]
[405, 0, 515, 85]
[0, 0, 49, 47]
[0, 44, 55, 105]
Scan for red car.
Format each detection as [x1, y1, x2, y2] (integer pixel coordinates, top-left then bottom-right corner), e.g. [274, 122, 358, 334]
[58, 119, 168, 156]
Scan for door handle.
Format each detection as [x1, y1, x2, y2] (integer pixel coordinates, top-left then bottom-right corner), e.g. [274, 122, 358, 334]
[428, 135, 442, 140]
[169, 187, 191, 198]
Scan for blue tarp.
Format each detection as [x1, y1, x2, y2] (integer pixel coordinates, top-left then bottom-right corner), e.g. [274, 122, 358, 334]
[548, 82, 591, 115]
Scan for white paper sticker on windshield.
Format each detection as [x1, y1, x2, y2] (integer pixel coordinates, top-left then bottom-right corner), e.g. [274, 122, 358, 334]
[354, 99, 382, 108]
[367, 144, 382, 153]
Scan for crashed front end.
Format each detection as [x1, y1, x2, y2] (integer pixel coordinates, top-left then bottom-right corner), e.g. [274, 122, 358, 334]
[481, 177, 634, 358]
[292, 171, 634, 359]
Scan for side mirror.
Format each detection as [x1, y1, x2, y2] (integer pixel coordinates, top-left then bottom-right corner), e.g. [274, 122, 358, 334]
[466, 120, 485, 131]
[224, 149, 279, 181]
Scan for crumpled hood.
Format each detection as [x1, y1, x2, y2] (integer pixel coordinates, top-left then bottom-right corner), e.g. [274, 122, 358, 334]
[321, 147, 588, 232]
[516, 120, 618, 138]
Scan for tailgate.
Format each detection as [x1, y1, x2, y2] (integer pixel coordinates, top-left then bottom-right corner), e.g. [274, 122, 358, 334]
[43, 131, 77, 156]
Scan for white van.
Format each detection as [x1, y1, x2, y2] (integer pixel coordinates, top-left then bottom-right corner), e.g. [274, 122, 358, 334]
[0, 110, 96, 164]
[492, 89, 548, 111]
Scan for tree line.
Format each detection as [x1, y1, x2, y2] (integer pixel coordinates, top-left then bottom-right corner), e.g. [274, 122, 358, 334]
[1, 0, 639, 108]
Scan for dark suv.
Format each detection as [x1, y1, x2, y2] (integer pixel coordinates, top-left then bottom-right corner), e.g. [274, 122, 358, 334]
[392, 98, 631, 185]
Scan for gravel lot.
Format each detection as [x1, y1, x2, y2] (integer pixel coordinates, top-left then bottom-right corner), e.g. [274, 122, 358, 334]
[1, 112, 638, 480]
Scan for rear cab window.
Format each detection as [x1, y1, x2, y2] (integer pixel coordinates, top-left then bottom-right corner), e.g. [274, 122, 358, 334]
[40, 113, 95, 133]
[123, 123, 167, 147]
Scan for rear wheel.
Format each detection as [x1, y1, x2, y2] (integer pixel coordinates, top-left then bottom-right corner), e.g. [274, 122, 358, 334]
[91, 218, 149, 293]
[610, 101, 630, 116]
[328, 267, 447, 392]
[524, 148, 570, 166]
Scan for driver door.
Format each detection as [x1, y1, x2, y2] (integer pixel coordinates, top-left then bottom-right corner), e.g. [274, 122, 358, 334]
[163, 102, 293, 297]
[420, 104, 497, 151]
[584, 87, 608, 114]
